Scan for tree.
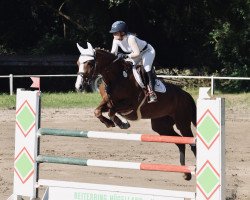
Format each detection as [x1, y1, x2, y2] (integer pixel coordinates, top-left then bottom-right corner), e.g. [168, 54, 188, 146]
[209, 0, 250, 91]
[0, 0, 249, 91]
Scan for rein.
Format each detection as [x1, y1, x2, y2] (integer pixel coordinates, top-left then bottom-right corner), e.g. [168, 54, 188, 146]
[78, 49, 127, 87]
[85, 51, 120, 82]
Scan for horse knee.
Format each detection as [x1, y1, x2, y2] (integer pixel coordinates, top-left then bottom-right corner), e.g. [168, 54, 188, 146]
[94, 109, 102, 118]
[176, 144, 186, 165]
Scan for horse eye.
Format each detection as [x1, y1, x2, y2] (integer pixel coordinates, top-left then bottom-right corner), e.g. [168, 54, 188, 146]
[89, 60, 95, 67]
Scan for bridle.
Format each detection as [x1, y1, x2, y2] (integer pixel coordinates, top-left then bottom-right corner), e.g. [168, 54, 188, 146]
[77, 50, 122, 87]
[77, 52, 97, 85]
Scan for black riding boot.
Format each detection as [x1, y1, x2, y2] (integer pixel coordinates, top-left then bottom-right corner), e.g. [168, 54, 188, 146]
[147, 71, 157, 103]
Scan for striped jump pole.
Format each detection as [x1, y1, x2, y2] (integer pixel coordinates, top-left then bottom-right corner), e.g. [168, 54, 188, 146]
[9, 87, 225, 200]
[38, 128, 196, 144]
[36, 155, 195, 174]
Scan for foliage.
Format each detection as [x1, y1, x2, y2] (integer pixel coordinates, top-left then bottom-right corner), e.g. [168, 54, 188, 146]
[0, 45, 15, 55]
[208, 0, 250, 91]
[157, 67, 215, 91]
[0, 0, 249, 90]
[31, 34, 76, 55]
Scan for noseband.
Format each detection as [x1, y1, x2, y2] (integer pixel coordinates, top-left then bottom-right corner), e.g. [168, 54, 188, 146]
[77, 51, 121, 85]
[77, 53, 97, 84]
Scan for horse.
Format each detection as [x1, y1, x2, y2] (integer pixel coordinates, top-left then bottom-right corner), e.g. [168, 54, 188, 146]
[75, 42, 197, 180]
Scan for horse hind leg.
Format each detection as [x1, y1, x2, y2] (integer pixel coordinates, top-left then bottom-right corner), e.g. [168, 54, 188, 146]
[175, 116, 196, 157]
[174, 115, 196, 181]
[151, 116, 191, 180]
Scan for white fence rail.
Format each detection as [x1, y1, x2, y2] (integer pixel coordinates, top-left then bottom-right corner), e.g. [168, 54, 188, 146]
[0, 74, 249, 95]
[158, 75, 250, 95]
[0, 74, 76, 95]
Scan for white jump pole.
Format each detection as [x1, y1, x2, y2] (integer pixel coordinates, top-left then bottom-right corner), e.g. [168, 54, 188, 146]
[8, 87, 225, 200]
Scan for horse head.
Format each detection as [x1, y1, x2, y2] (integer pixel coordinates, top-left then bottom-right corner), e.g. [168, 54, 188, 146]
[75, 42, 96, 91]
[75, 42, 124, 91]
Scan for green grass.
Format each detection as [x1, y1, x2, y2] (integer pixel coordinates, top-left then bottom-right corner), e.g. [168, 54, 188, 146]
[41, 92, 102, 108]
[219, 92, 250, 109]
[0, 92, 102, 109]
[0, 93, 16, 109]
[0, 91, 249, 109]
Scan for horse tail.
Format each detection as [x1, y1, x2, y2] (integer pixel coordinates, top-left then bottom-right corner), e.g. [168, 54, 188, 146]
[191, 97, 197, 127]
[184, 90, 197, 128]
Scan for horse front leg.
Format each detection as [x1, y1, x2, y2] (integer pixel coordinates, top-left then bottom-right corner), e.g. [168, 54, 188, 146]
[108, 108, 130, 129]
[94, 100, 115, 128]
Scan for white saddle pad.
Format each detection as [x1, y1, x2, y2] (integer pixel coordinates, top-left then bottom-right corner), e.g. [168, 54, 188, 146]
[132, 67, 166, 93]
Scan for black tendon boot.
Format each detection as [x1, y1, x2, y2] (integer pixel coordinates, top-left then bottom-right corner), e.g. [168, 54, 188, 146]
[147, 71, 157, 103]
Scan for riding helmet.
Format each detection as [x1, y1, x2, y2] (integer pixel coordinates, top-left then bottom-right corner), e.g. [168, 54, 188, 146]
[109, 21, 128, 34]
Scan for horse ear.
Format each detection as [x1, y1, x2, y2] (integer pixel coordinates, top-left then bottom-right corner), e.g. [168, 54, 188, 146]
[76, 43, 85, 54]
[87, 42, 94, 52]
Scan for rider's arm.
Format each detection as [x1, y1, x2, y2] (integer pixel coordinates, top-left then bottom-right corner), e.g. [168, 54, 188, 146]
[111, 40, 119, 55]
[127, 35, 140, 58]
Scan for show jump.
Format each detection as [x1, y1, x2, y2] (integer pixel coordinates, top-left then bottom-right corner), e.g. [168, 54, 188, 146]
[9, 87, 225, 200]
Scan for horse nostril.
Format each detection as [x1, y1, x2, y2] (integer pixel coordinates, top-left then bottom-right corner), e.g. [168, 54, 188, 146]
[75, 80, 83, 91]
[76, 85, 83, 92]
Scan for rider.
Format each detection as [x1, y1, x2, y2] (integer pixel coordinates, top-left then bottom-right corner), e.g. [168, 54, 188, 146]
[109, 20, 157, 103]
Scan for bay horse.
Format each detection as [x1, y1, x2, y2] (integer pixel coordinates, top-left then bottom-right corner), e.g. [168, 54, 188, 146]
[75, 42, 196, 180]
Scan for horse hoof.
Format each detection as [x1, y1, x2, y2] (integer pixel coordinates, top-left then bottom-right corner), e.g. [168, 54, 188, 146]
[105, 122, 115, 128]
[120, 122, 130, 129]
[107, 124, 115, 128]
[183, 173, 192, 181]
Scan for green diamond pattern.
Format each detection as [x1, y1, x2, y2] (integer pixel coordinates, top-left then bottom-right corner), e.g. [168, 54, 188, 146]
[197, 114, 219, 145]
[16, 104, 35, 134]
[15, 152, 33, 179]
[197, 165, 220, 195]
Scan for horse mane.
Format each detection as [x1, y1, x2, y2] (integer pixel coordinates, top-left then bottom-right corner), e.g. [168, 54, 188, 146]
[95, 48, 130, 69]
[95, 47, 109, 52]
[95, 48, 114, 57]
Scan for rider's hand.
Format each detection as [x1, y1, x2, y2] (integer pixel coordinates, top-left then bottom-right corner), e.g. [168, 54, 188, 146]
[117, 53, 128, 59]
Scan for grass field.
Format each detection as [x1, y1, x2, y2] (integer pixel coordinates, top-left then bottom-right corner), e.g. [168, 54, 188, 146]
[0, 92, 102, 108]
[0, 90, 249, 109]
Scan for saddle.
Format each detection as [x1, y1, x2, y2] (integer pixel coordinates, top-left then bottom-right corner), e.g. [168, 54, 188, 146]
[122, 61, 166, 93]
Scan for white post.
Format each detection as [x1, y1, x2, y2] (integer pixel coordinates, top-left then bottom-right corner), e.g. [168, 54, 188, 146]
[11, 89, 40, 199]
[9, 74, 13, 95]
[210, 76, 214, 96]
[196, 87, 225, 200]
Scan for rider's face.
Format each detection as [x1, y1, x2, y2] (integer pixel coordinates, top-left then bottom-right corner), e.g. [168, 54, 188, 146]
[113, 32, 125, 41]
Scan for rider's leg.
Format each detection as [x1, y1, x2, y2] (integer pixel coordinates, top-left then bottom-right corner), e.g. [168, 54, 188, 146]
[142, 45, 157, 103]
[147, 70, 157, 103]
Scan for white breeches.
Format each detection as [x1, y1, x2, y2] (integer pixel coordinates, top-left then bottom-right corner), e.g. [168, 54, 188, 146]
[128, 44, 155, 72]
[141, 44, 155, 72]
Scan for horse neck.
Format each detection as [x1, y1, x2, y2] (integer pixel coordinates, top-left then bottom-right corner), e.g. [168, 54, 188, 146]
[95, 50, 123, 84]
